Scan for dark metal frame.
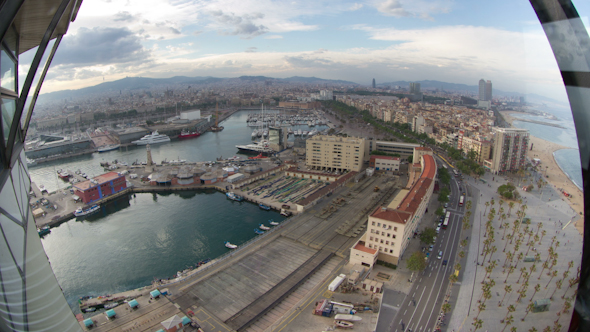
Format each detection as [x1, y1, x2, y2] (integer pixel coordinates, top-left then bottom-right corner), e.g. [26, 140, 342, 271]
[529, 0, 590, 330]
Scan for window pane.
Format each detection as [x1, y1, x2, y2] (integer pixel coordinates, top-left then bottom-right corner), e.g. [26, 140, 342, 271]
[1, 98, 16, 144]
[1, 48, 16, 92]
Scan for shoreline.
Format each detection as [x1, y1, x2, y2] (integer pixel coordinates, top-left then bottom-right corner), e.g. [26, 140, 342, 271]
[500, 111, 584, 235]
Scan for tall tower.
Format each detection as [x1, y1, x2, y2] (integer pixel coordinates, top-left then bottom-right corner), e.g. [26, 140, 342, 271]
[146, 144, 154, 172]
[491, 128, 529, 174]
[479, 79, 486, 100]
[485, 80, 492, 101]
[0, 1, 84, 331]
[409, 82, 421, 94]
[372, 78, 376, 88]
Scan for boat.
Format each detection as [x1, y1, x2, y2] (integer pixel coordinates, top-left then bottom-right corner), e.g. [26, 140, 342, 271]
[131, 131, 171, 145]
[334, 314, 362, 322]
[259, 204, 271, 211]
[178, 130, 201, 139]
[224, 241, 238, 249]
[84, 307, 97, 313]
[254, 229, 265, 235]
[334, 320, 354, 328]
[57, 171, 70, 180]
[269, 220, 279, 226]
[104, 302, 119, 309]
[74, 205, 100, 217]
[259, 224, 270, 230]
[248, 153, 268, 160]
[226, 192, 244, 202]
[236, 140, 274, 155]
[251, 129, 258, 138]
[97, 144, 121, 153]
[38, 226, 51, 237]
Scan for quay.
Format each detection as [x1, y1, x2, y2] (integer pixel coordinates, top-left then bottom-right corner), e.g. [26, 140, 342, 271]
[75, 169, 405, 331]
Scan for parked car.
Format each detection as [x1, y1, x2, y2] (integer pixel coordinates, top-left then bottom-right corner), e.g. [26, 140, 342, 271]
[438, 251, 443, 259]
[429, 245, 434, 251]
[442, 260, 448, 266]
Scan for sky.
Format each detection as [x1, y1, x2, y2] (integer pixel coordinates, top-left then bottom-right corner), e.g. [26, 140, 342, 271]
[19, 0, 590, 102]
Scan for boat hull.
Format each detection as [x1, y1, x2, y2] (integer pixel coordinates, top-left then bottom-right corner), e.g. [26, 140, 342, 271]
[97, 144, 121, 153]
[178, 132, 200, 139]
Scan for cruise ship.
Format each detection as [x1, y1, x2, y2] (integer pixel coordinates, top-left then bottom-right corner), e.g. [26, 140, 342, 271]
[235, 140, 275, 155]
[131, 131, 171, 145]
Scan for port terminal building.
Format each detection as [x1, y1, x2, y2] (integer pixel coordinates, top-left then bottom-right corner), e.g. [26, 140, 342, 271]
[350, 148, 436, 266]
[73, 172, 127, 204]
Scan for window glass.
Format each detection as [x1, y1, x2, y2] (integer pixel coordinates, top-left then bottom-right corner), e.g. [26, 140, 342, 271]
[1, 48, 16, 92]
[3, 26, 17, 56]
[1, 98, 16, 144]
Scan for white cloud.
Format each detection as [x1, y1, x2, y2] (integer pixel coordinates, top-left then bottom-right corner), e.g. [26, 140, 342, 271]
[349, 3, 363, 11]
[374, 0, 452, 20]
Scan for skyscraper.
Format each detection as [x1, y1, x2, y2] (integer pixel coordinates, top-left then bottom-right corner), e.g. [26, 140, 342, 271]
[409, 82, 421, 94]
[372, 78, 376, 88]
[0, 1, 83, 331]
[479, 79, 492, 101]
[479, 79, 486, 100]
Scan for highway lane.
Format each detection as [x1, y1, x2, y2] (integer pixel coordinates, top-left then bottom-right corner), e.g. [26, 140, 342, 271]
[390, 157, 466, 332]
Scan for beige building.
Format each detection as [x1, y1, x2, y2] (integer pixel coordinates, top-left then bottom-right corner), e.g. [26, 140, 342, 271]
[351, 152, 436, 265]
[491, 127, 529, 174]
[462, 137, 492, 164]
[306, 135, 366, 172]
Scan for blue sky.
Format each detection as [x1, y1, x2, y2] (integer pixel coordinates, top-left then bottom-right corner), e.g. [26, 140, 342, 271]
[22, 0, 590, 102]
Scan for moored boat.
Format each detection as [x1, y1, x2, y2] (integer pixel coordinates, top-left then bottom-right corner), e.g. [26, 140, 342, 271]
[74, 205, 100, 217]
[131, 131, 171, 145]
[178, 130, 201, 139]
[254, 229, 264, 235]
[226, 192, 244, 202]
[224, 241, 238, 249]
[259, 224, 270, 230]
[38, 226, 51, 237]
[259, 204, 271, 211]
[97, 144, 121, 153]
[334, 320, 354, 328]
[104, 302, 119, 309]
[57, 170, 70, 180]
[269, 220, 279, 226]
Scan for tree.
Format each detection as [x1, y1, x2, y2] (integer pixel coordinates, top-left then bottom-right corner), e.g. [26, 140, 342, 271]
[476, 302, 486, 320]
[550, 279, 563, 300]
[407, 155, 413, 163]
[435, 206, 445, 217]
[472, 318, 483, 332]
[530, 284, 541, 300]
[449, 274, 458, 285]
[406, 251, 427, 272]
[546, 270, 558, 289]
[500, 285, 512, 306]
[522, 301, 535, 321]
[502, 314, 514, 332]
[419, 227, 437, 245]
[442, 302, 451, 314]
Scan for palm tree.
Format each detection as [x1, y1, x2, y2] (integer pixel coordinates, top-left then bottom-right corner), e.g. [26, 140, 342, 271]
[455, 263, 462, 271]
[502, 222, 510, 239]
[460, 239, 468, 247]
[458, 251, 465, 259]
[529, 327, 538, 332]
[500, 285, 512, 306]
[499, 199, 505, 209]
[449, 274, 458, 285]
[484, 201, 490, 216]
[543, 326, 551, 332]
[488, 246, 498, 263]
[476, 302, 486, 320]
[517, 268, 527, 283]
[504, 265, 516, 283]
[522, 301, 535, 321]
[503, 251, 513, 269]
[530, 284, 541, 300]
[503, 234, 513, 252]
[501, 314, 514, 332]
[562, 298, 572, 314]
[546, 270, 558, 289]
[538, 261, 549, 279]
[442, 302, 451, 314]
[472, 318, 483, 332]
[518, 288, 528, 303]
[550, 279, 563, 300]
[525, 240, 535, 256]
[508, 201, 515, 217]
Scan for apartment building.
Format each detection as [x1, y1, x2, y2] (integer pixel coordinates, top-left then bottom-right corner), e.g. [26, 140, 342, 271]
[491, 127, 529, 174]
[462, 136, 492, 164]
[306, 135, 366, 172]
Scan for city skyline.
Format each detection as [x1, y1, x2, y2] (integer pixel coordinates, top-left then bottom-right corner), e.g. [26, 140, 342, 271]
[17, 0, 590, 102]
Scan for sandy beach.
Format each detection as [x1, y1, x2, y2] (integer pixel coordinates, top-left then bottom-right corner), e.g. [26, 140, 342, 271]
[501, 111, 584, 234]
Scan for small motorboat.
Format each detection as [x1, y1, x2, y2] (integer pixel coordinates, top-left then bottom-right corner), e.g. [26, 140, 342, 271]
[104, 302, 119, 309]
[37, 226, 51, 237]
[224, 241, 238, 249]
[269, 220, 279, 226]
[259, 224, 270, 230]
[259, 204, 271, 211]
[334, 320, 354, 328]
[84, 307, 96, 313]
[74, 205, 100, 217]
[254, 229, 264, 235]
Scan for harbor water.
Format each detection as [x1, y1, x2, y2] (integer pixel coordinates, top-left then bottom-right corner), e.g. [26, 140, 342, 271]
[34, 110, 324, 313]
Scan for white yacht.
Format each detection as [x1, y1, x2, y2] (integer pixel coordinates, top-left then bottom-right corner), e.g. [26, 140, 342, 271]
[131, 131, 171, 145]
[235, 140, 274, 154]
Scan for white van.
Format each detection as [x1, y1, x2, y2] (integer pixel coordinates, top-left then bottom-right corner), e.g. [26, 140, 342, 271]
[437, 251, 443, 259]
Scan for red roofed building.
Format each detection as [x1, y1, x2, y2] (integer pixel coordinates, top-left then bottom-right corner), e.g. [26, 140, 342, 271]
[73, 172, 127, 204]
[354, 151, 436, 266]
[349, 241, 378, 267]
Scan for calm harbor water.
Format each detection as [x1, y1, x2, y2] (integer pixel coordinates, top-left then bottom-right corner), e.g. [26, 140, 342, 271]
[510, 105, 583, 190]
[34, 110, 323, 313]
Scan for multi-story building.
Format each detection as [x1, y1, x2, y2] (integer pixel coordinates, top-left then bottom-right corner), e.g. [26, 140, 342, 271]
[491, 127, 529, 174]
[409, 82, 421, 94]
[370, 140, 421, 161]
[306, 135, 366, 172]
[479, 79, 492, 101]
[351, 152, 436, 265]
[0, 1, 84, 331]
[73, 172, 127, 204]
[462, 136, 492, 164]
[412, 115, 424, 132]
[369, 155, 400, 172]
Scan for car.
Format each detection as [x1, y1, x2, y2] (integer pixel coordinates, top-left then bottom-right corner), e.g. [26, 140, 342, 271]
[442, 260, 448, 266]
[438, 222, 442, 228]
[438, 251, 443, 259]
[429, 245, 434, 251]
[436, 226, 441, 233]
[444, 203, 448, 208]
[426, 252, 430, 258]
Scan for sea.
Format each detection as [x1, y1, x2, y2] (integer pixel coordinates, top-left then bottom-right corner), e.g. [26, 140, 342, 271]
[32, 110, 327, 313]
[508, 102, 583, 190]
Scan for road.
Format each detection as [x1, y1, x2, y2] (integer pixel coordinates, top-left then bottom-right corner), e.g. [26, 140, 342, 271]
[389, 156, 466, 332]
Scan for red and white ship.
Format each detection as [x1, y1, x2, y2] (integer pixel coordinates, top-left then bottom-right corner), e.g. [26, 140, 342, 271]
[178, 130, 201, 139]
